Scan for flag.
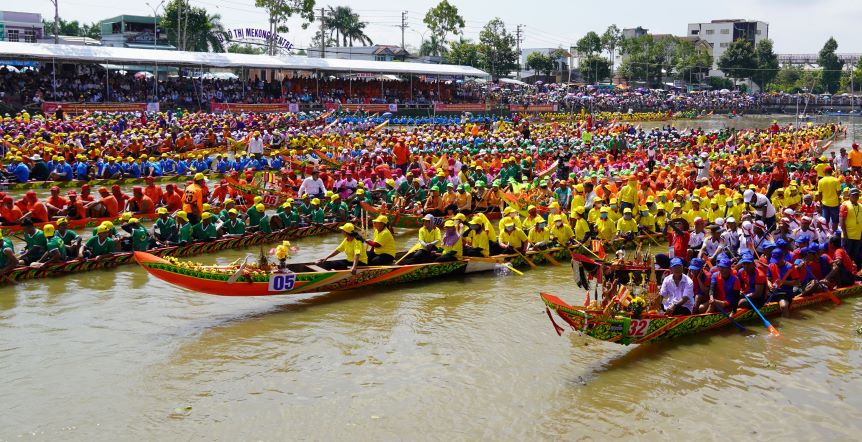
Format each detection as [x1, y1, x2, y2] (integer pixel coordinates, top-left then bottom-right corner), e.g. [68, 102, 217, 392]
[591, 240, 606, 259]
[615, 286, 632, 307]
[372, 120, 389, 133]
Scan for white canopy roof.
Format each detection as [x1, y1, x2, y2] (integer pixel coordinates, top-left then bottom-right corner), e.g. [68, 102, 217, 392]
[0, 42, 489, 77]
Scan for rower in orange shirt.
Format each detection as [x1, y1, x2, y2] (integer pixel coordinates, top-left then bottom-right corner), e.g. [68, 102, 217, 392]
[86, 187, 119, 218]
[163, 184, 183, 212]
[182, 173, 206, 224]
[45, 185, 69, 217]
[143, 177, 164, 206]
[0, 196, 23, 224]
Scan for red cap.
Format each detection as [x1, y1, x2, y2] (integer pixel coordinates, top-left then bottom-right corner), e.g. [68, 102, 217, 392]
[824, 166, 833, 173]
[50, 186, 60, 191]
[67, 191, 77, 197]
[81, 184, 90, 190]
[112, 185, 121, 191]
[144, 176, 154, 182]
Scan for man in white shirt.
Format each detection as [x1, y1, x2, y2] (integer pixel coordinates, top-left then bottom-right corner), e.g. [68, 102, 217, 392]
[743, 189, 777, 229]
[298, 169, 326, 199]
[247, 131, 264, 158]
[660, 258, 695, 316]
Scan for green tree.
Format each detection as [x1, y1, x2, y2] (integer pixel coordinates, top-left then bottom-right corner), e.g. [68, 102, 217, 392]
[618, 35, 675, 86]
[444, 38, 480, 67]
[420, 34, 445, 57]
[673, 39, 712, 83]
[423, 0, 465, 54]
[576, 31, 601, 57]
[477, 18, 518, 80]
[601, 25, 621, 76]
[41, 18, 101, 39]
[227, 43, 265, 54]
[839, 56, 862, 92]
[255, 0, 316, 55]
[525, 52, 554, 77]
[161, 1, 228, 52]
[717, 38, 757, 85]
[752, 39, 779, 91]
[818, 37, 844, 93]
[323, 6, 371, 47]
[580, 55, 611, 83]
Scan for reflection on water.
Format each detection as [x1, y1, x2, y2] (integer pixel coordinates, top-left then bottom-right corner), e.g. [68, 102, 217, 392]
[0, 116, 861, 440]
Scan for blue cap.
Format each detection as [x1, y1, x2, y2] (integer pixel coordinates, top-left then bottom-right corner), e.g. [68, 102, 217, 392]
[771, 249, 784, 258]
[775, 238, 788, 248]
[740, 256, 754, 264]
[794, 258, 805, 266]
[718, 259, 732, 268]
[796, 235, 811, 244]
[741, 250, 755, 260]
[762, 241, 776, 249]
[670, 257, 684, 267]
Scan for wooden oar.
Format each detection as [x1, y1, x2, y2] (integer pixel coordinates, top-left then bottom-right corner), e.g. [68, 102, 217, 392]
[744, 294, 780, 336]
[394, 243, 421, 265]
[464, 255, 523, 275]
[537, 248, 560, 266]
[227, 257, 249, 284]
[514, 248, 538, 269]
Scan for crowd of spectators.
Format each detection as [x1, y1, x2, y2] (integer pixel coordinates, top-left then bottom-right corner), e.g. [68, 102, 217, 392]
[1, 64, 858, 113]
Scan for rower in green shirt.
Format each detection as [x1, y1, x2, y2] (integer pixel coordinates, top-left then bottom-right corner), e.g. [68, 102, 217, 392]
[0, 231, 18, 271]
[176, 210, 194, 244]
[124, 218, 151, 252]
[218, 198, 238, 223]
[308, 198, 325, 224]
[221, 209, 246, 236]
[277, 200, 299, 229]
[193, 212, 219, 241]
[325, 194, 349, 222]
[40, 224, 67, 262]
[299, 194, 314, 217]
[257, 206, 273, 234]
[83, 224, 116, 259]
[18, 219, 47, 265]
[153, 208, 178, 245]
[55, 217, 81, 257]
[249, 203, 267, 232]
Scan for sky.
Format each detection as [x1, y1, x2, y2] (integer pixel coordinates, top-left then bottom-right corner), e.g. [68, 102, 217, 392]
[16, 0, 862, 54]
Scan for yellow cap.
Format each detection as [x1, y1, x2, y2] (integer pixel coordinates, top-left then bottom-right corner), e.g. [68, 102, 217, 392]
[454, 213, 467, 221]
[194, 172, 205, 181]
[444, 220, 456, 227]
[176, 211, 188, 221]
[43, 224, 55, 237]
[551, 214, 562, 222]
[228, 208, 238, 215]
[340, 223, 356, 233]
[56, 217, 68, 225]
[120, 212, 132, 221]
[311, 198, 320, 205]
[96, 225, 109, 234]
[255, 203, 265, 212]
[550, 201, 560, 209]
[373, 215, 388, 223]
[128, 218, 139, 224]
[253, 196, 263, 204]
[224, 198, 234, 205]
[201, 212, 212, 220]
[157, 207, 168, 214]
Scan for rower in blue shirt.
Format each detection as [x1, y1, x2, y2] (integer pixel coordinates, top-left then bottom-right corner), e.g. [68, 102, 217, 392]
[51, 158, 73, 181]
[11, 158, 30, 182]
[73, 158, 89, 180]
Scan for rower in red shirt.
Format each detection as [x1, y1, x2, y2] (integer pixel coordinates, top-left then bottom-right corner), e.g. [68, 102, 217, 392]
[45, 186, 69, 217]
[143, 177, 164, 206]
[0, 196, 23, 225]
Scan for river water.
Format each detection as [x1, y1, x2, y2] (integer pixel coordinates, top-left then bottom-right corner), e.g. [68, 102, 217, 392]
[1, 116, 861, 440]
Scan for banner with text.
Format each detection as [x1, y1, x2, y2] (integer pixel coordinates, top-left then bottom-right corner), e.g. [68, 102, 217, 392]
[508, 104, 558, 113]
[41, 102, 148, 114]
[210, 102, 298, 113]
[433, 103, 490, 112]
[324, 103, 398, 113]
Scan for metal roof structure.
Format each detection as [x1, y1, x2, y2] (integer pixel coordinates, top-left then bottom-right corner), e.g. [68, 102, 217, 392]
[0, 42, 489, 77]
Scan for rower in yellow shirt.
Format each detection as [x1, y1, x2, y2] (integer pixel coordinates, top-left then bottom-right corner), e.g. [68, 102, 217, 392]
[367, 215, 397, 265]
[522, 205, 543, 231]
[572, 206, 591, 242]
[685, 199, 708, 225]
[498, 207, 522, 233]
[570, 183, 585, 215]
[638, 206, 656, 233]
[548, 201, 569, 225]
[463, 216, 490, 257]
[527, 218, 552, 250]
[617, 176, 639, 210]
[616, 208, 639, 239]
[549, 214, 574, 246]
[587, 200, 603, 225]
[607, 198, 622, 223]
[595, 207, 616, 241]
[498, 218, 528, 254]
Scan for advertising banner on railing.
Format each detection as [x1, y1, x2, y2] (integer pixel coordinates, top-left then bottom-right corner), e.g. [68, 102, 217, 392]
[210, 102, 297, 113]
[41, 102, 149, 114]
[324, 103, 398, 113]
[508, 104, 558, 112]
[433, 103, 489, 112]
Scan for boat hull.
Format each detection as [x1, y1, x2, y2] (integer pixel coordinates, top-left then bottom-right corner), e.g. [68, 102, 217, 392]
[0, 223, 340, 284]
[541, 284, 862, 345]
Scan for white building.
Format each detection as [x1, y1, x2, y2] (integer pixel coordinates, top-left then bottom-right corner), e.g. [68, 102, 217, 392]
[306, 45, 409, 62]
[687, 19, 768, 77]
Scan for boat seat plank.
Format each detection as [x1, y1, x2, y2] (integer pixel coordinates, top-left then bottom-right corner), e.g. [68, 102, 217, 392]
[305, 264, 328, 272]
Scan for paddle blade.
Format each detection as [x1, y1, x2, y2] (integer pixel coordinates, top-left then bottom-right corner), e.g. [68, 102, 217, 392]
[767, 324, 780, 336]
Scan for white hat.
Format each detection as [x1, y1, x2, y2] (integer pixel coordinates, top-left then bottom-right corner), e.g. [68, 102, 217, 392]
[726, 217, 736, 224]
[783, 208, 795, 216]
[700, 152, 709, 158]
[743, 189, 755, 202]
[715, 217, 725, 226]
[754, 220, 766, 229]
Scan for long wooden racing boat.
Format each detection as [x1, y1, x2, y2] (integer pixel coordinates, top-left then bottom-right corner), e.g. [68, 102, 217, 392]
[0, 172, 227, 191]
[359, 202, 502, 229]
[134, 245, 576, 297]
[0, 223, 340, 285]
[1, 213, 163, 235]
[540, 284, 862, 345]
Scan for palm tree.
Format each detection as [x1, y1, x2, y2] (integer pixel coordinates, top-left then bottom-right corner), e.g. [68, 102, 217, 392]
[324, 5, 371, 47]
[420, 34, 444, 57]
[188, 12, 227, 52]
[343, 15, 372, 47]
